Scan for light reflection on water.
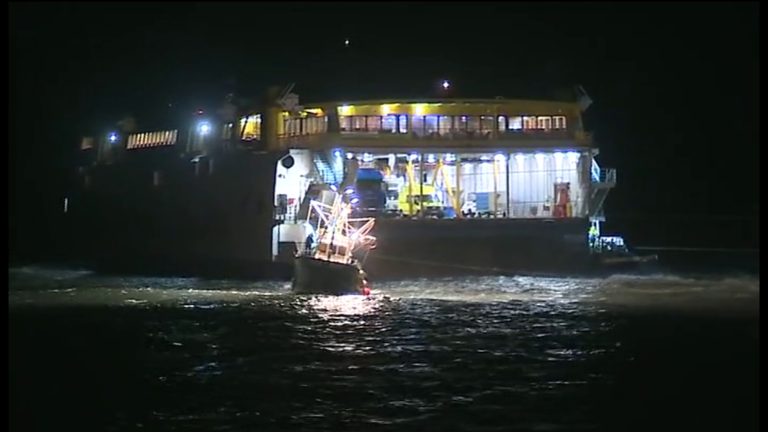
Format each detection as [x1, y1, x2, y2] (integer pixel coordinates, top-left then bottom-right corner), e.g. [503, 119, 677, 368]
[8, 267, 760, 432]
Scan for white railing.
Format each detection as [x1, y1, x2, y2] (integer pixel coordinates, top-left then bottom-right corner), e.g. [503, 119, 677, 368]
[594, 168, 617, 183]
[591, 159, 616, 184]
[591, 159, 601, 181]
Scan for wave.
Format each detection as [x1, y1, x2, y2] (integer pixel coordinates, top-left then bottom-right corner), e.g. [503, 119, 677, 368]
[8, 265, 758, 312]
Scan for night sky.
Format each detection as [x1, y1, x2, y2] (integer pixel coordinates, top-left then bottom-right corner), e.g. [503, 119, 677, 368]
[9, 2, 759, 260]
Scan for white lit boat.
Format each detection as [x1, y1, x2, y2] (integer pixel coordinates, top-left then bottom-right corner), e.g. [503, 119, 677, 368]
[291, 187, 376, 295]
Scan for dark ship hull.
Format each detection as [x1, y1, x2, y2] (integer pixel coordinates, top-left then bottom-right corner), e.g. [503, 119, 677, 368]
[66, 150, 286, 280]
[66, 151, 650, 281]
[291, 256, 362, 295]
[357, 218, 658, 279]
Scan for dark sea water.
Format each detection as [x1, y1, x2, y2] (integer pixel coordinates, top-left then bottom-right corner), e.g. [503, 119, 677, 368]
[9, 265, 759, 432]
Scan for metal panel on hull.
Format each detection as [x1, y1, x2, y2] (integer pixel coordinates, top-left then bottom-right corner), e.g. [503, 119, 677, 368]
[292, 256, 360, 295]
[69, 151, 285, 278]
[357, 218, 592, 279]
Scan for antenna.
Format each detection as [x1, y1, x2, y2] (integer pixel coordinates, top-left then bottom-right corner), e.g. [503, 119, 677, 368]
[575, 85, 593, 112]
[278, 83, 295, 104]
[277, 83, 301, 113]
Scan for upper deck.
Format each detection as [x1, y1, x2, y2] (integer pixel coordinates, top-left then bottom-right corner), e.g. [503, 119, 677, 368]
[80, 96, 593, 165]
[240, 98, 591, 153]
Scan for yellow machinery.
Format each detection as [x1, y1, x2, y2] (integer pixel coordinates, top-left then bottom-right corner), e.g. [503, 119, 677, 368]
[397, 184, 444, 217]
[399, 157, 460, 218]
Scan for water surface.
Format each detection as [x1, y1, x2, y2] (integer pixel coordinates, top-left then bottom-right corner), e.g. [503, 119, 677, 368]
[9, 267, 759, 431]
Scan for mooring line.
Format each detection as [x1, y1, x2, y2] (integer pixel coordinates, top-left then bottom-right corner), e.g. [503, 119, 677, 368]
[634, 247, 759, 253]
[373, 254, 514, 273]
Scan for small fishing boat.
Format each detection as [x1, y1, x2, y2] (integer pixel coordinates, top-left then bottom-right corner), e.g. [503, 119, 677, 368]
[291, 187, 376, 295]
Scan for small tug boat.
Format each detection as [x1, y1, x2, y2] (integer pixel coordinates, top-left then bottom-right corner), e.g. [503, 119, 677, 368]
[593, 235, 659, 274]
[291, 187, 376, 296]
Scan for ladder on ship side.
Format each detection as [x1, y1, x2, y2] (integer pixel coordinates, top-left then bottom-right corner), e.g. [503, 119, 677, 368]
[312, 151, 342, 185]
[589, 159, 617, 217]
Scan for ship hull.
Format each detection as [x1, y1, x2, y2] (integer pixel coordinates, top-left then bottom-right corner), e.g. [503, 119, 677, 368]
[292, 256, 361, 295]
[67, 152, 646, 281]
[66, 150, 285, 280]
[356, 217, 596, 279]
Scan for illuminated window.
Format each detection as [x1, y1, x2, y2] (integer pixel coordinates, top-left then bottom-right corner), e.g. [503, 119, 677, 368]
[352, 116, 366, 131]
[553, 116, 567, 130]
[507, 116, 522, 130]
[398, 115, 408, 134]
[454, 116, 468, 131]
[284, 118, 300, 136]
[366, 116, 381, 131]
[303, 117, 312, 134]
[537, 116, 552, 130]
[480, 116, 494, 134]
[467, 116, 481, 133]
[522, 116, 537, 130]
[339, 116, 351, 131]
[438, 116, 452, 135]
[497, 116, 507, 132]
[382, 115, 397, 133]
[425, 115, 438, 135]
[411, 115, 425, 135]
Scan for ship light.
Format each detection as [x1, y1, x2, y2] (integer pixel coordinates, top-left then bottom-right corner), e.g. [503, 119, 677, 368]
[108, 133, 117, 143]
[515, 154, 526, 168]
[554, 152, 565, 171]
[198, 123, 211, 134]
[442, 80, 450, 90]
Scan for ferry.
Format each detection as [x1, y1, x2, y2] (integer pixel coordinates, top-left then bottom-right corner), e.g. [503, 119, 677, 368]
[65, 85, 655, 281]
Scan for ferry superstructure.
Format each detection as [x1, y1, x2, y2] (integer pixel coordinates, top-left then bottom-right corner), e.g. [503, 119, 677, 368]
[68, 87, 619, 279]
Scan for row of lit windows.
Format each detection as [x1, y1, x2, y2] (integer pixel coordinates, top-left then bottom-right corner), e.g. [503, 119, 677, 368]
[242, 116, 328, 140]
[240, 114, 565, 139]
[282, 116, 328, 137]
[339, 115, 567, 135]
[126, 130, 179, 150]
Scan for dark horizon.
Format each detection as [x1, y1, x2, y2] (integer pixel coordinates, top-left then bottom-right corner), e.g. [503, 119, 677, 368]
[9, 2, 760, 262]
